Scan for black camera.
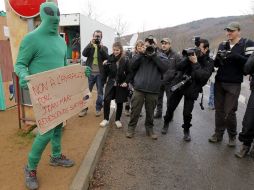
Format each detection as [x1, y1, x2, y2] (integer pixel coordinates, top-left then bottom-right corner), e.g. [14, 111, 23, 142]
[144, 35, 156, 56]
[182, 36, 201, 57]
[182, 47, 201, 57]
[171, 75, 192, 92]
[193, 36, 201, 47]
[217, 41, 231, 60]
[94, 35, 101, 45]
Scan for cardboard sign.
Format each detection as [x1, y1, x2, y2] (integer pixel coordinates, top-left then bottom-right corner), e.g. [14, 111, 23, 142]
[27, 64, 89, 134]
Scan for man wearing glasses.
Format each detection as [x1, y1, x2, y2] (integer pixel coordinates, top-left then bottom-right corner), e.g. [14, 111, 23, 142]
[209, 22, 254, 146]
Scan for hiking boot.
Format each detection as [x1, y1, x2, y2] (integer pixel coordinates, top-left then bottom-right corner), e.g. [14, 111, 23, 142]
[49, 154, 74, 167]
[228, 137, 236, 147]
[161, 122, 169, 135]
[249, 146, 254, 158]
[126, 129, 134, 138]
[235, 145, 250, 158]
[100, 119, 109, 127]
[24, 165, 39, 190]
[146, 128, 158, 140]
[183, 129, 191, 142]
[208, 134, 223, 143]
[125, 109, 130, 116]
[115, 120, 123, 128]
[154, 112, 162, 119]
[78, 108, 88, 117]
[95, 110, 101, 117]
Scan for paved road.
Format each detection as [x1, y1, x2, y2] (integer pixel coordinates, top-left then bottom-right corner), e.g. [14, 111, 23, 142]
[89, 82, 254, 190]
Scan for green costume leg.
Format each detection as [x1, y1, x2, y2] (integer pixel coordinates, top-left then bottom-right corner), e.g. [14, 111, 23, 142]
[51, 124, 63, 158]
[28, 124, 63, 170]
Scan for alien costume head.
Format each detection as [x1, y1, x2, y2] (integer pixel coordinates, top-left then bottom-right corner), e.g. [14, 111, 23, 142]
[39, 2, 60, 34]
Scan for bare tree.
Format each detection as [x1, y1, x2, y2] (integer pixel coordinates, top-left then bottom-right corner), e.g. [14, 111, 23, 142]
[113, 15, 128, 41]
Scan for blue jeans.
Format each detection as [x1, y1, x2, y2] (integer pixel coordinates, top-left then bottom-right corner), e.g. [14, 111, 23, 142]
[88, 73, 103, 111]
[208, 82, 215, 108]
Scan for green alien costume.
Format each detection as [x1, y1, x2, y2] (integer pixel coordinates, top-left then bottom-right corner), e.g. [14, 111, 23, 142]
[15, 2, 67, 170]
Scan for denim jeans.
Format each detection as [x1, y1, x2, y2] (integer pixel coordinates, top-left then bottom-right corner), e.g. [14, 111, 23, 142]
[208, 82, 215, 108]
[88, 73, 103, 111]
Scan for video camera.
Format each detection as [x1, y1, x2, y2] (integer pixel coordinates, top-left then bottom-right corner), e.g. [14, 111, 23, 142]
[182, 36, 201, 57]
[217, 41, 231, 60]
[170, 75, 192, 92]
[145, 35, 156, 56]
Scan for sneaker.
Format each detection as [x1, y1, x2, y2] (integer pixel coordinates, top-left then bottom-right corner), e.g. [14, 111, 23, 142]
[249, 146, 254, 158]
[95, 110, 101, 117]
[115, 120, 123, 128]
[100, 119, 109, 127]
[235, 145, 250, 158]
[208, 134, 223, 143]
[78, 108, 88, 117]
[24, 165, 39, 190]
[228, 137, 236, 147]
[125, 110, 130, 116]
[183, 129, 191, 142]
[49, 154, 74, 167]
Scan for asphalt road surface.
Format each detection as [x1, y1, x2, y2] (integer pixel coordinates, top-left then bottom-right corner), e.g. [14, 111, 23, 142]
[89, 81, 254, 190]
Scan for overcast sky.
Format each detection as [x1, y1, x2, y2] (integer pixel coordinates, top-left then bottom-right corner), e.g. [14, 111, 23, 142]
[0, 0, 253, 35]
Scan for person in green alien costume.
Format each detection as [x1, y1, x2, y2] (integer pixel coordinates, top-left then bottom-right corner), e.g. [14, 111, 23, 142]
[15, 2, 91, 189]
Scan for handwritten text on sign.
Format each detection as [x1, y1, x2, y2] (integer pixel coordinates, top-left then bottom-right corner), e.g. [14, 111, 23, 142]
[27, 64, 89, 135]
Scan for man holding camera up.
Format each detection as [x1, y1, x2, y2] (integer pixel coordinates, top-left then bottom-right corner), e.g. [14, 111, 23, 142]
[79, 30, 109, 117]
[235, 53, 254, 158]
[163, 38, 213, 141]
[154, 38, 181, 119]
[126, 35, 168, 139]
[209, 22, 254, 146]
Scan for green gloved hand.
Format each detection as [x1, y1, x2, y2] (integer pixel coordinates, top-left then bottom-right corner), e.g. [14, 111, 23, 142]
[85, 66, 92, 77]
[19, 73, 29, 89]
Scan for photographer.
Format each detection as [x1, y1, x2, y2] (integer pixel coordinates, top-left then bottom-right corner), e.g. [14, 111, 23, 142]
[154, 37, 182, 119]
[208, 22, 254, 146]
[126, 35, 168, 139]
[163, 39, 213, 141]
[235, 53, 254, 158]
[79, 30, 109, 117]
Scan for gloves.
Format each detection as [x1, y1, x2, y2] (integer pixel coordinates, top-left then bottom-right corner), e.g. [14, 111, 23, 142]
[85, 66, 92, 77]
[19, 73, 29, 89]
[226, 52, 245, 61]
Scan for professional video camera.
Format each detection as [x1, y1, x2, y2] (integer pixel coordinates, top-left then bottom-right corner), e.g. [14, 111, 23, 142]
[94, 35, 101, 45]
[217, 41, 231, 60]
[145, 35, 156, 56]
[170, 75, 192, 92]
[182, 36, 201, 57]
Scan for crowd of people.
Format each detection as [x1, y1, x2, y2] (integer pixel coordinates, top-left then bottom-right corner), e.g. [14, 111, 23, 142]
[14, 2, 254, 189]
[81, 22, 254, 156]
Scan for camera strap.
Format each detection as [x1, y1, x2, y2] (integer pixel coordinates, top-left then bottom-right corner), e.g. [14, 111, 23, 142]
[199, 88, 204, 110]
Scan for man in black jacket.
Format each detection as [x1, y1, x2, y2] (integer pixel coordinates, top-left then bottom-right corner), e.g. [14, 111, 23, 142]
[154, 37, 182, 119]
[126, 35, 168, 139]
[235, 53, 254, 158]
[208, 22, 254, 146]
[163, 39, 213, 141]
[79, 30, 109, 117]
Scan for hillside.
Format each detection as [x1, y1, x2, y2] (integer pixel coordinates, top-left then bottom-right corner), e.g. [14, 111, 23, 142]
[120, 15, 254, 52]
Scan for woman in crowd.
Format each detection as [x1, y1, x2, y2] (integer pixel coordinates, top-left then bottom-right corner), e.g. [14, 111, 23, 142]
[100, 42, 131, 128]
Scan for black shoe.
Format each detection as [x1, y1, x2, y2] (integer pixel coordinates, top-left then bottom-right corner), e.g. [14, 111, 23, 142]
[183, 129, 191, 142]
[154, 112, 162, 119]
[161, 123, 169, 134]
